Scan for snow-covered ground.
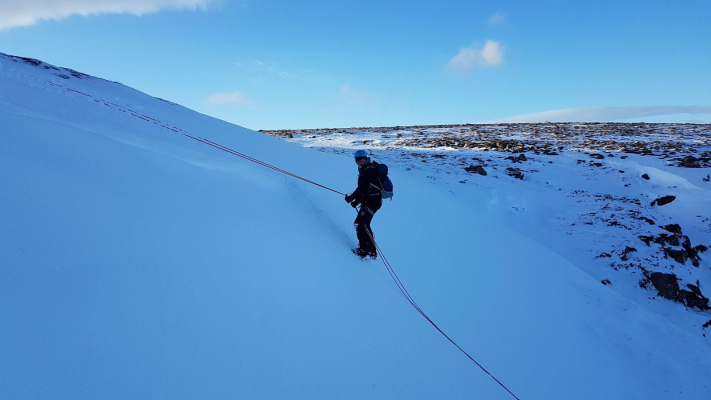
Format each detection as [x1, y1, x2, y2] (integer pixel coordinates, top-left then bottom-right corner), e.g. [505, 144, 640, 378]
[264, 123, 711, 339]
[2, 52, 710, 400]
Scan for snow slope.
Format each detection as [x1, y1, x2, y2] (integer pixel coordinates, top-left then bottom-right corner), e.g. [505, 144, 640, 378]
[1, 53, 710, 399]
[271, 123, 711, 343]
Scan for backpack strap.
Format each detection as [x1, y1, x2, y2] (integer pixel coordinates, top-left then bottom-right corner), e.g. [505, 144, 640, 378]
[372, 161, 385, 194]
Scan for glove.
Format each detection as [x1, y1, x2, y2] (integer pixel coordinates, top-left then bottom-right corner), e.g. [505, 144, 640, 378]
[345, 194, 352, 203]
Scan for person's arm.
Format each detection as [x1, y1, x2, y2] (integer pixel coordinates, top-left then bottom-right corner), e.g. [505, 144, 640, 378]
[347, 171, 370, 203]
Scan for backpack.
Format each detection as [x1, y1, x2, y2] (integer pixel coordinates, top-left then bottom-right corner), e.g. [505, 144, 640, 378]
[372, 161, 394, 200]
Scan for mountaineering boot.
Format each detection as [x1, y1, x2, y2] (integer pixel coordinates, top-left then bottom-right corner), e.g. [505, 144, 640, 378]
[352, 248, 368, 258]
[352, 248, 377, 259]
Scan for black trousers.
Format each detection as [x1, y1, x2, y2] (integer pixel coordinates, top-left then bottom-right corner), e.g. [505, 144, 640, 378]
[354, 205, 378, 252]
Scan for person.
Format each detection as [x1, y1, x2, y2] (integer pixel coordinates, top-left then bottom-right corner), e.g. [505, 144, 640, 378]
[345, 150, 383, 258]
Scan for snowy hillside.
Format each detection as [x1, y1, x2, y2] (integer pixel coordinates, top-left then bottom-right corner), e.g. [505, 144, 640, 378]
[264, 123, 711, 336]
[2, 52, 710, 400]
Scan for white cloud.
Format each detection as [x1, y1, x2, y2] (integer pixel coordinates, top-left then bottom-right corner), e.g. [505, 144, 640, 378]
[447, 48, 478, 72]
[447, 40, 504, 75]
[487, 12, 506, 26]
[484, 106, 711, 123]
[206, 91, 252, 106]
[480, 41, 503, 65]
[0, 0, 214, 30]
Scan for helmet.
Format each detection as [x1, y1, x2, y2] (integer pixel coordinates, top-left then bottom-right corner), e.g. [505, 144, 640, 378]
[354, 150, 368, 159]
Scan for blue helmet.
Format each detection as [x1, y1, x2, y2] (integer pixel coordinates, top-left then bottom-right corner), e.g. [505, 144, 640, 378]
[354, 149, 368, 159]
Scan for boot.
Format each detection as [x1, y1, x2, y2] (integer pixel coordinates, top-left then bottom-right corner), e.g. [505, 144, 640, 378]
[353, 247, 377, 259]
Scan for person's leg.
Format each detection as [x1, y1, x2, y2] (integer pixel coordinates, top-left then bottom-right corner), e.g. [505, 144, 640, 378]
[355, 207, 376, 253]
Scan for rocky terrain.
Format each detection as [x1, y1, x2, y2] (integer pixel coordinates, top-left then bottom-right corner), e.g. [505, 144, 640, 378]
[262, 122, 711, 336]
[264, 122, 711, 166]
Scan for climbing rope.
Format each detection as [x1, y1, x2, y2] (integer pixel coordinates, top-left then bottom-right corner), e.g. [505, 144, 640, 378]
[363, 225, 521, 399]
[54, 81, 520, 399]
[183, 134, 346, 196]
[46, 82, 346, 195]
[187, 133, 520, 398]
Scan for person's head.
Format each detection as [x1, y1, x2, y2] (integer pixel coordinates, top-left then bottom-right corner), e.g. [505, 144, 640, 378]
[354, 150, 369, 166]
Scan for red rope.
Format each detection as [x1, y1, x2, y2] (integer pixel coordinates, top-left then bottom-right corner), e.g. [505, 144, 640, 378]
[53, 82, 345, 195]
[182, 134, 345, 195]
[363, 226, 521, 400]
[54, 81, 520, 398]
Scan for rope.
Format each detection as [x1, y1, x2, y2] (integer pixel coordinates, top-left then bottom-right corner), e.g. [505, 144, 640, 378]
[52, 81, 519, 399]
[49, 81, 345, 195]
[362, 214, 521, 400]
[183, 134, 346, 195]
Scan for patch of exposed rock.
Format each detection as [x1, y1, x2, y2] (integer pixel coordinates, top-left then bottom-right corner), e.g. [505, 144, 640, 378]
[651, 195, 676, 206]
[464, 165, 487, 176]
[639, 229, 708, 267]
[645, 272, 709, 310]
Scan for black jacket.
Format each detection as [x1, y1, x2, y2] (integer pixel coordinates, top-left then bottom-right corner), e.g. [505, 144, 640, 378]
[347, 162, 383, 211]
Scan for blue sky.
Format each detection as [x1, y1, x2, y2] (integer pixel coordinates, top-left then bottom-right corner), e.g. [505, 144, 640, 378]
[1, 0, 710, 129]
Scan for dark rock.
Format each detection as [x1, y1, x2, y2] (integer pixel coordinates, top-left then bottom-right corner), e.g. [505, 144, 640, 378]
[640, 217, 655, 225]
[660, 224, 682, 234]
[639, 275, 651, 289]
[653, 234, 668, 246]
[642, 174, 650, 180]
[650, 195, 676, 206]
[506, 168, 524, 180]
[601, 279, 612, 285]
[18, 56, 42, 66]
[638, 232, 705, 267]
[665, 234, 681, 246]
[665, 249, 687, 264]
[639, 235, 654, 246]
[590, 153, 605, 160]
[686, 284, 702, 297]
[505, 153, 527, 163]
[681, 236, 693, 252]
[650, 272, 679, 300]
[679, 289, 709, 310]
[464, 165, 487, 176]
[703, 174, 710, 182]
[621, 246, 637, 261]
[681, 156, 700, 168]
